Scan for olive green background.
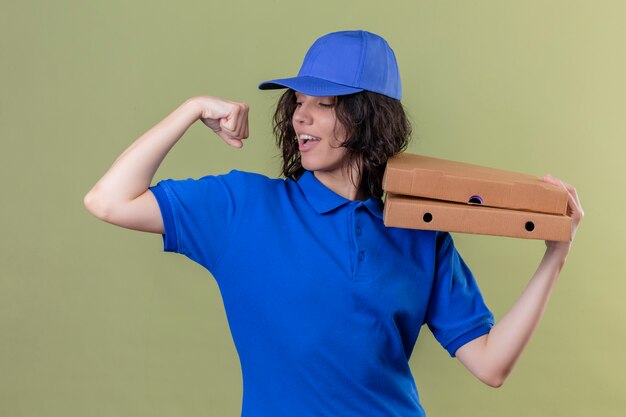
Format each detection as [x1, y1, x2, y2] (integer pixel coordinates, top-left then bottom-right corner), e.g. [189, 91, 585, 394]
[1, 0, 624, 416]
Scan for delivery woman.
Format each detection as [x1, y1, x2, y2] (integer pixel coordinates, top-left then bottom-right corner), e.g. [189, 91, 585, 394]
[84, 30, 583, 417]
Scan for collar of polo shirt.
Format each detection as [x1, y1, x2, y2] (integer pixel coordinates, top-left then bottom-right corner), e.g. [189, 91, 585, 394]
[296, 170, 383, 219]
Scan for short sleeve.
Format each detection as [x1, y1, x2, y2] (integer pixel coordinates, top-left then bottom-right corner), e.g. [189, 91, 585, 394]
[148, 170, 247, 272]
[425, 232, 494, 357]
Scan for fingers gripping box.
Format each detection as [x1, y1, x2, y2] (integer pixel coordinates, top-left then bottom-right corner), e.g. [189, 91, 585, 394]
[382, 153, 572, 241]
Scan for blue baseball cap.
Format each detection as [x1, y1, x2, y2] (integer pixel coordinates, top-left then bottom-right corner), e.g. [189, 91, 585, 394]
[258, 30, 402, 100]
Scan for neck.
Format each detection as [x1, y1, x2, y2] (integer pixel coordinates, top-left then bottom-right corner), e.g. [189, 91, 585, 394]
[313, 167, 366, 201]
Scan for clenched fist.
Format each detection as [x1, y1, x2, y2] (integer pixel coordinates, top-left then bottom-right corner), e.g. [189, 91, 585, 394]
[190, 96, 250, 148]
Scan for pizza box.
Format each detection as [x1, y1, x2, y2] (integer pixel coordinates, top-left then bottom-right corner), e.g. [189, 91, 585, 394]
[383, 153, 568, 215]
[383, 193, 572, 241]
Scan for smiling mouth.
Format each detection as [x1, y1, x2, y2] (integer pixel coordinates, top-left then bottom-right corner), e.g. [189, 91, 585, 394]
[298, 134, 320, 152]
[298, 134, 321, 143]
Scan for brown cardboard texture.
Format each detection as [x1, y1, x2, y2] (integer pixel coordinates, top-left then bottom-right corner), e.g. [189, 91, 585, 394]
[384, 194, 572, 241]
[383, 153, 568, 215]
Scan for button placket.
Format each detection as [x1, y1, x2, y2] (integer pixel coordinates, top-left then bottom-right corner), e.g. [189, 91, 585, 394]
[352, 204, 370, 280]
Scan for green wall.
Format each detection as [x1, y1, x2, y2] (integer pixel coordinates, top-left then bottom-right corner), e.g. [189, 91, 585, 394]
[2, 1, 624, 416]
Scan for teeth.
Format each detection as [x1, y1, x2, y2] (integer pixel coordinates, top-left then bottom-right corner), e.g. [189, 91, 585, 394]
[299, 134, 320, 142]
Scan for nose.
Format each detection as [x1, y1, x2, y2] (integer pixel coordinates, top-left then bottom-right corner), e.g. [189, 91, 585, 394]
[293, 102, 312, 125]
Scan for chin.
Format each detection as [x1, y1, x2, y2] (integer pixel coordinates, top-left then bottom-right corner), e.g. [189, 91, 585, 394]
[300, 154, 348, 175]
[300, 158, 321, 172]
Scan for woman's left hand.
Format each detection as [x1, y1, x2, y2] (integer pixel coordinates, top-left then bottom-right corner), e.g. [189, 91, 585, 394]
[542, 175, 584, 255]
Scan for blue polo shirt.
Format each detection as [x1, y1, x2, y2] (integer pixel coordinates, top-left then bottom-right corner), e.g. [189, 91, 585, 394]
[149, 170, 493, 417]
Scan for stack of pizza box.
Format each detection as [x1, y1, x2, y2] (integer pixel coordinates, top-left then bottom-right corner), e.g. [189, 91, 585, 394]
[382, 153, 572, 241]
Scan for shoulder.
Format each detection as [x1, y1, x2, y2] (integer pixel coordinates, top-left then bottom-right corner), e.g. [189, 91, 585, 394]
[377, 221, 443, 262]
[152, 170, 291, 208]
[210, 170, 295, 196]
[192, 169, 284, 186]
[162, 170, 289, 193]
[390, 228, 463, 265]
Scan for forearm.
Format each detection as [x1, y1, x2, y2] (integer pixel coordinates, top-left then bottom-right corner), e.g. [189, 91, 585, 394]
[457, 244, 570, 387]
[485, 245, 568, 374]
[86, 99, 201, 208]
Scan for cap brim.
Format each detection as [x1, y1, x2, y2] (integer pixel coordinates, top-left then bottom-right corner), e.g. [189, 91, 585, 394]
[258, 75, 363, 97]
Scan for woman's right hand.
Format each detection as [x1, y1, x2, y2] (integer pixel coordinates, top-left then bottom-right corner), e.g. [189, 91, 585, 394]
[190, 96, 250, 148]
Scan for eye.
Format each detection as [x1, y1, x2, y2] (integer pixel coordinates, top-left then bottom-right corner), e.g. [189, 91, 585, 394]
[319, 102, 335, 108]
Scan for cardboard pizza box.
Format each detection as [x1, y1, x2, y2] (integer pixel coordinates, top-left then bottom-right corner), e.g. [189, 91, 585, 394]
[383, 153, 568, 215]
[384, 194, 572, 241]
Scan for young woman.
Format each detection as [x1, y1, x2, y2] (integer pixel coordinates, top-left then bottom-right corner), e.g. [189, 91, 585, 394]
[84, 30, 583, 417]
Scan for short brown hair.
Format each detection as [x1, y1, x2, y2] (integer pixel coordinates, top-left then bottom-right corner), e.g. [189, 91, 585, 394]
[273, 89, 412, 201]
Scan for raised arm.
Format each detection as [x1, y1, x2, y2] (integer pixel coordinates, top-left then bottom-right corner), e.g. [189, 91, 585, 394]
[83, 96, 249, 233]
[455, 176, 584, 387]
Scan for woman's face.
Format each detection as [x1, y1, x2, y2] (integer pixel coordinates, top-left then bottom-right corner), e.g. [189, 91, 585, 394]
[292, 92, 350, 177]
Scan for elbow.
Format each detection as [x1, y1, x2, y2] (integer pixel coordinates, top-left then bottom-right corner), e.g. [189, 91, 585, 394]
[479, 368, 511, 389]
[83, 187, 113, 222]
[483, 376, 505, 389]
[457, 335, 516, 389]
